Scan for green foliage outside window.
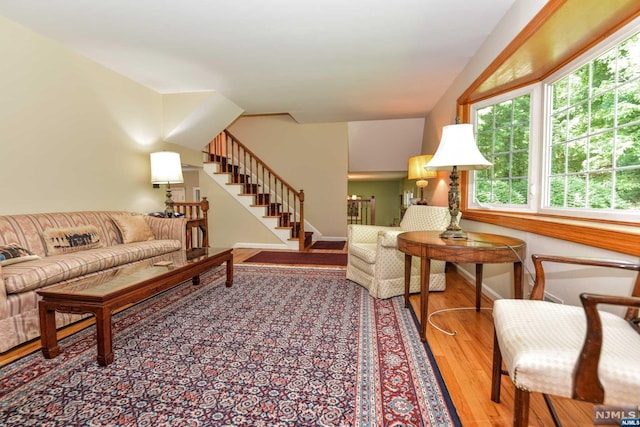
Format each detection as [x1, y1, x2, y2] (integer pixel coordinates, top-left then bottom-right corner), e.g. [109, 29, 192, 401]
[549, 31, 640, 211]
[472, 29, 640, 215]
[474, 95, 531, 205]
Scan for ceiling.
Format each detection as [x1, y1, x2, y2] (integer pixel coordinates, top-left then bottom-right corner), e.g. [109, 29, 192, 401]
[0, 0, 516, 124]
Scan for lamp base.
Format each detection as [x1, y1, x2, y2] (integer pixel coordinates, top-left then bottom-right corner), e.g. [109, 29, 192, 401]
[440, 165, 466, 239]
[164, 188, 175, 218]
[439, 228, 468, 239]
[416, 199, 429, 205]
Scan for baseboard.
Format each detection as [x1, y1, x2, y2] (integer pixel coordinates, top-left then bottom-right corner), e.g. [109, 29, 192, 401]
[449, 264, 501, 302]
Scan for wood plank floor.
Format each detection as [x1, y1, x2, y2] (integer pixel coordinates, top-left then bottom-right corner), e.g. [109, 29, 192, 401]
[1, 245, 595, 426]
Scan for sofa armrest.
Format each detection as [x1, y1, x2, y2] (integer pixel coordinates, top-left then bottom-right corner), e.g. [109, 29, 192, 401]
[144, 216, 188, 249]
[348, 225, 400, 244]
[0, 264, 7, 320]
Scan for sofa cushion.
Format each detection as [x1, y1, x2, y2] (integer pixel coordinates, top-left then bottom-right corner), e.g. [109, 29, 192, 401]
[42, 225, 104, 255]
[111, 214, 154, 243]
[0, 244, 40, 266]
[3, 240, 181, 294]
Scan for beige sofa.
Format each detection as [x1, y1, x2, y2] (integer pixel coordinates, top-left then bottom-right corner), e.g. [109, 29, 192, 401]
[346, 205, 456, 299]
[0, 211, 187, 353]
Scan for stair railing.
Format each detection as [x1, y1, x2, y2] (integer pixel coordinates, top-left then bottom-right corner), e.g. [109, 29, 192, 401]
[347, 196, 376, 225]
[208, 130, 306, 250]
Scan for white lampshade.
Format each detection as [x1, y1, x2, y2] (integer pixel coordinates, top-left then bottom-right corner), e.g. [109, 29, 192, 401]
[150, 152, 184, 184]
[426, 124, 492, 171]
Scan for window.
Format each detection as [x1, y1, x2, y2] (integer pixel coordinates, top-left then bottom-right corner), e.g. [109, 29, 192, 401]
[472, 91, 533, 208]
[546, 31, 640, 213]
[468, 25, 640, 221]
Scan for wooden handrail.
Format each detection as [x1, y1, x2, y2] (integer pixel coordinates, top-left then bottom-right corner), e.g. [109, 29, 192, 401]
[208, 131, 306, 250]
[174, 197, 209, 248]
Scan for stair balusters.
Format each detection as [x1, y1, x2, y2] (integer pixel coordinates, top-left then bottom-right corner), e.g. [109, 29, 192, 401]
[207, 131, 308, 250]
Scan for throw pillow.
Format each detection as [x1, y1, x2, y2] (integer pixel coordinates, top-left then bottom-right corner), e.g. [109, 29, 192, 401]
[111, 214, 155, 243]
[0, 244, 41, 266]
[43, 225, 104, 255]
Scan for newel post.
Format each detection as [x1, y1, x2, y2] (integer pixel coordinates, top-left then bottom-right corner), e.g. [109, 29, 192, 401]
[298, 190, 305, 251]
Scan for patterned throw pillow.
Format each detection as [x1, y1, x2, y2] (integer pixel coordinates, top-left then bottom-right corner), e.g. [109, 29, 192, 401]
[43, 225, 104, 255]
[111, 214, 155, 243]
[0, 244, 40, 266]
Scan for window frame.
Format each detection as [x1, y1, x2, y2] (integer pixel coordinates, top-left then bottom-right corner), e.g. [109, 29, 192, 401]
[539, 23, 640, 222]
[457, 3, 640, 257]
[467, 20, 640, 224]
[468, 84, 542, 213]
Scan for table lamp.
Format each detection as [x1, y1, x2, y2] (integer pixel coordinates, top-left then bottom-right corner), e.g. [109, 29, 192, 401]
[150, 151, 184, 217]
[425, 124, 491, 239]
[408, 154, 437, 205]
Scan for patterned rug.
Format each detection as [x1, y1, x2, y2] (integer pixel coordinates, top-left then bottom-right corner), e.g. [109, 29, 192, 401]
[0, 265, 460, 426]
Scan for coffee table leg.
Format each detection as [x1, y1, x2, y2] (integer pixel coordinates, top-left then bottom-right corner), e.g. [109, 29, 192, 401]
[39, 302, 60, 359]
[420, 256, 431, 342]
[225, 257, 233, 287]
[192, 275, 201, 286]
[404, 254, 411, 308]
[95, 308, 114, 366]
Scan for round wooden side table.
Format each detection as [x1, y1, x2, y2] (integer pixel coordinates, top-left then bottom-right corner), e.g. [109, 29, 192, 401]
[397, 230, 526, 341]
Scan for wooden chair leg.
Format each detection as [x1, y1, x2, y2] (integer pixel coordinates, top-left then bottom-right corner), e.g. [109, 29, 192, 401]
[491, 330, 503, 402]
[514, 388, 530, 427]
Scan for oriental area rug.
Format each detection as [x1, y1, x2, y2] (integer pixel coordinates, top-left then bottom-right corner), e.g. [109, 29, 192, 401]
[0, 265, 460, 426]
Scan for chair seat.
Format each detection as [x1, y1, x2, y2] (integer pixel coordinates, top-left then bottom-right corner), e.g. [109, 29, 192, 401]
[494, 299, 640, 406]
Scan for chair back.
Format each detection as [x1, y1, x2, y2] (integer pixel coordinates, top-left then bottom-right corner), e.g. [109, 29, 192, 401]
[400, 205, 453, 232]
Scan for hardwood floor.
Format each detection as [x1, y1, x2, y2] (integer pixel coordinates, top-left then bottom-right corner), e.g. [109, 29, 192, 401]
[1, 245, 595, 426]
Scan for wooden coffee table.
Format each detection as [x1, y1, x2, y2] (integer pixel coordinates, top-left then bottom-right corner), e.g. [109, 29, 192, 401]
[37, 247, 233, 366]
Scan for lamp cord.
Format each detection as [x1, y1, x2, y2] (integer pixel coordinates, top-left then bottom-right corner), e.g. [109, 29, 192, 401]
[428, 307, 493, 336]
[427, 239, 536, 336]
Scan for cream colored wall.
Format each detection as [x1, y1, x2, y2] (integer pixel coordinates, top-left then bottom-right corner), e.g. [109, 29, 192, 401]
[228, 115, 349, 238]
[422, 0, 639, 303]
[198, 169, 282, 248]
[0, 16, 201, 216]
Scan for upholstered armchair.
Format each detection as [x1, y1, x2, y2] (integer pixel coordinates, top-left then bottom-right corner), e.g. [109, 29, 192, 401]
[346, 205, 455, 299]
[492, 254, 640, 426]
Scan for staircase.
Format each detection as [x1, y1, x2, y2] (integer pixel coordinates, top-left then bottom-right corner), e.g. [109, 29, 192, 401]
[203, 130, 313, 250]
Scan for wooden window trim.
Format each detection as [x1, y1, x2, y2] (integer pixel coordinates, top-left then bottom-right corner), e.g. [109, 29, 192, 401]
[455, 0, 640, 257]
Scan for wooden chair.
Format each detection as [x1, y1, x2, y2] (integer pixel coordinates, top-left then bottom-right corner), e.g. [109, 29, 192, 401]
[173, 197, 209, 249]
[491, 254, 640, 426]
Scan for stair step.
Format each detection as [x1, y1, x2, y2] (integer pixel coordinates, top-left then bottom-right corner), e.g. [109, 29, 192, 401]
[279, 212, 291, 227]
[255, 193, 270, 205]
[243, 183, 260, 194]
[230, 173, 250, 184]
[267, 203, 282, 216]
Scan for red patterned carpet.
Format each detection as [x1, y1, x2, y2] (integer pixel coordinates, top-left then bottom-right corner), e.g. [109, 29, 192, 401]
[310, 240, 346, 250]
[244, 250, 347, 266]
[0, 265, 460, 426]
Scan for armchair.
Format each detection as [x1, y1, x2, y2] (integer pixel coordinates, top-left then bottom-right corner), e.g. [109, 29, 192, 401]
[491, 254, 640, 426]
[346, 205, 455, 299]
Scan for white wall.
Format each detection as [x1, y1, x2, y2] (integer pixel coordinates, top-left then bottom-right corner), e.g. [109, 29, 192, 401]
[0, 16, 201, 216]
[423, 0, 640, 304]
[228, 115, 349, 238]
[348, 118, 424, 172]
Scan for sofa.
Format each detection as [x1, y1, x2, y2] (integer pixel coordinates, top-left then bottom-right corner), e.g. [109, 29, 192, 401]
[0, 211, 187, 353]
[346, 205, 456, 299]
